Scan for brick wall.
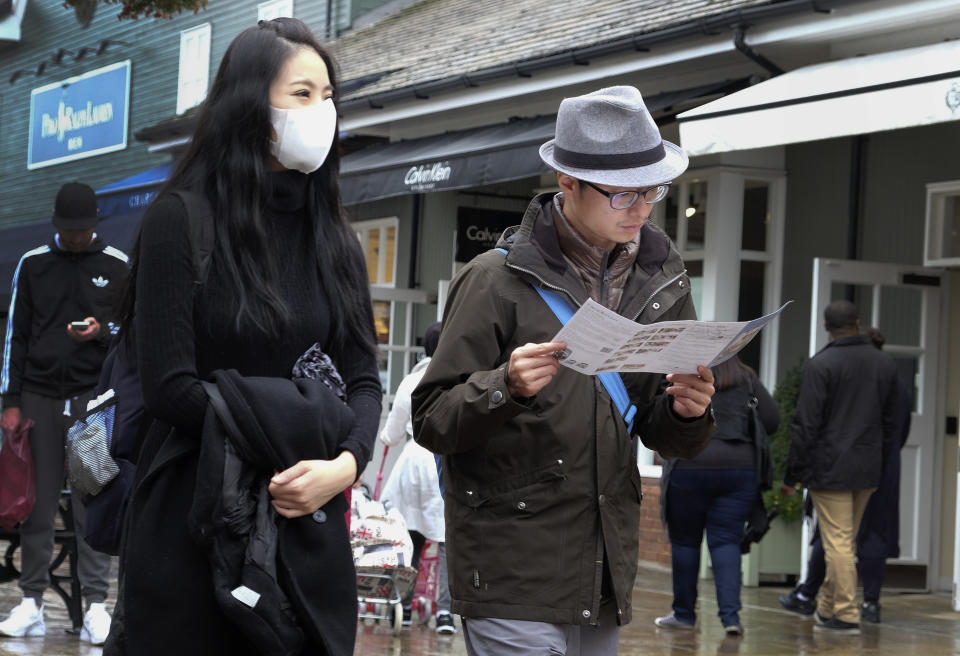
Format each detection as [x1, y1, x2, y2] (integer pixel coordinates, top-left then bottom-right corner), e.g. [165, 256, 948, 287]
[637, 476, 671, 566]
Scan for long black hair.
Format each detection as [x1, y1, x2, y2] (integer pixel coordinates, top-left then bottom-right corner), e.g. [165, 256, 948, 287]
[120, 17, 374, 355]
[712, 355, 756, 392]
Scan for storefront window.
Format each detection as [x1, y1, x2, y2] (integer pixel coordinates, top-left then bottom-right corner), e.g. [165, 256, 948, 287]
[737, 260, 766, 371]
[354, 217, 400, 391]
[742, 180, 769, 252]
[354, 217, 399, 287]
[372, 300, 391, 391]
[924, 181, 960, 266]
[662, 188, 678, 241]
[684, 180, 707, 250]
[686, 259, 703, 316]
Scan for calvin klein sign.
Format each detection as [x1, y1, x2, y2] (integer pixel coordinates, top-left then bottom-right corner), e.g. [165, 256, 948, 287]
[456, 207, 522, 263]
[404, 161, 452, 191]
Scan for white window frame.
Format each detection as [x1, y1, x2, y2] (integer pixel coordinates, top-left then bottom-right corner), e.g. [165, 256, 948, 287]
[924, 180, 960, 267]
[354, 217, 399, 289]
[258, 0, 293, 21]
[176, 23, 211, 115]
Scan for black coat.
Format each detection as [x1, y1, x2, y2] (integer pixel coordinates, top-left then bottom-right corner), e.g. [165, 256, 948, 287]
[785, 336, 899, 490]
[857, 375, 912, 559]
[106, 372, 359, 656]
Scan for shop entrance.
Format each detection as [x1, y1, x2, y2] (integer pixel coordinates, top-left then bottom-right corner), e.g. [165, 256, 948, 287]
[809, 258, 944, 589]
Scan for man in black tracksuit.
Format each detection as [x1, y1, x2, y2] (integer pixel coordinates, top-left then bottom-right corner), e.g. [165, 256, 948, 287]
[0, 182, 128, 645]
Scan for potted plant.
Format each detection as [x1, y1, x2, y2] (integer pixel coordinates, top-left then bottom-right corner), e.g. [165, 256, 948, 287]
[763, 360, 805, 523]
[752, 360, 806, 579]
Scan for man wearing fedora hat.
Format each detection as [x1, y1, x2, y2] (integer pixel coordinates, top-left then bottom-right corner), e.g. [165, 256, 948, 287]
[1, 182, 128, 645]
[413, 86, 715, 654]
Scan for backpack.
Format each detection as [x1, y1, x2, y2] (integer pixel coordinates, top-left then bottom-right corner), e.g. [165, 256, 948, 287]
[79, 190, 214, 555]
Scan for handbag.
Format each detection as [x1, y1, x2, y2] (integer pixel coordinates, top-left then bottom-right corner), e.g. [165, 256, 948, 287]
[66, 391, 121, 497]
[0, 418, 37, 530]
[740, 379, 776, 552]
[747, 382, 774, 491]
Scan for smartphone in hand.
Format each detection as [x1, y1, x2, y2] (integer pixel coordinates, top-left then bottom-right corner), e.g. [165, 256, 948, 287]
[70, 321, 91, 329]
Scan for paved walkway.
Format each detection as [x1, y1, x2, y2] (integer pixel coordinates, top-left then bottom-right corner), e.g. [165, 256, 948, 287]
[0, 557, 957, 655]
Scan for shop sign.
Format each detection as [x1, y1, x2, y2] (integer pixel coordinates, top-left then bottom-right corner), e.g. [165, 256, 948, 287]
[403, 161, 453, 192]
[28, 60, 131, 170]
[456, 207, 522, 263]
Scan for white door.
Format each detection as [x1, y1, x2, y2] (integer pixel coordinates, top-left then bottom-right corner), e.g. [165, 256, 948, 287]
[810, 258, 943, 588]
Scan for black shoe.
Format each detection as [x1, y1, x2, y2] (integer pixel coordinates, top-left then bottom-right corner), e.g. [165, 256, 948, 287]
[861, 602, 881, 624]
[814, 610, 832, 626]
[435, 611, 457, 635]
[779, 589, 816, 616]
[814, 617, 860, 634]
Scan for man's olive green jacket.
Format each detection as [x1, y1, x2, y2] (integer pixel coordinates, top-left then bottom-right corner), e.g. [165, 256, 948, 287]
[412, 193, 713, 626]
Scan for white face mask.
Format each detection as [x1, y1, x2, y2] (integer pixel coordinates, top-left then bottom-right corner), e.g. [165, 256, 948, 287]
[269, 98, 337, 174]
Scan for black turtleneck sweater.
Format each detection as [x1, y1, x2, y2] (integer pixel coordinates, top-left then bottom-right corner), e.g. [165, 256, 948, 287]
[134, 170, 382, 473]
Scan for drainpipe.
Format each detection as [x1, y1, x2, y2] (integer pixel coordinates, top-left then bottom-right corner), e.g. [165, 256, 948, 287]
[733, 27, 785, 76]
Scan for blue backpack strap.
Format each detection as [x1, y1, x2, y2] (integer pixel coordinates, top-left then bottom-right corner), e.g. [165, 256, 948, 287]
[532, 286, 636, 433]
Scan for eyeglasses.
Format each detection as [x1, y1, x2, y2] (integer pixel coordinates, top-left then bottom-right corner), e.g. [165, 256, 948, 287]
[580, 180, 670, 210]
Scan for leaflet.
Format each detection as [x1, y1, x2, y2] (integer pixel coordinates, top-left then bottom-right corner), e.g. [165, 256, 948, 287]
[552, 299, 792, 375]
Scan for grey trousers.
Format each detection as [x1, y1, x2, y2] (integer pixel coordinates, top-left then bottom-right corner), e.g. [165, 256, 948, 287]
[462, 599, 621, 656]
[18, 390, 112, 605]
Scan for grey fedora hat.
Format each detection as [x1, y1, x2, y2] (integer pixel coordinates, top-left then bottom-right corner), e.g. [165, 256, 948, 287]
[540, 86, 688, 188]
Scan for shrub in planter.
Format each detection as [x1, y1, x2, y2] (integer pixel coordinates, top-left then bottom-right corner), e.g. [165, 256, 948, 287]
[763, 360, 805, 522]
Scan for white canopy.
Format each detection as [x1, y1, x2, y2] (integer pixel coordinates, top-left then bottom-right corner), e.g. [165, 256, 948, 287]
[678, 40, 960, 156]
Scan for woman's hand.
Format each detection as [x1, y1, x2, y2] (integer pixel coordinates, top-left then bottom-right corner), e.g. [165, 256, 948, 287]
[268, 451, 357, 519]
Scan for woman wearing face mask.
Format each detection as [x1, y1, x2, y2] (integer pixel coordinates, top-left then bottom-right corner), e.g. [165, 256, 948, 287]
[104, 18, 381, 656]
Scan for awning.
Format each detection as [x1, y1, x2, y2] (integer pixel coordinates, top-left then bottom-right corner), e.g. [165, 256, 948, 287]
[677, 40, 960, 156]
[341, 79, 745, 205]
[340, 115, 556, 205]
[96, 161, 174, 219]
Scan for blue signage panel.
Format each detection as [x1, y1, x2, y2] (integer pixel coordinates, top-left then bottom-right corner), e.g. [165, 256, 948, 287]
[27, 60, 131, 170]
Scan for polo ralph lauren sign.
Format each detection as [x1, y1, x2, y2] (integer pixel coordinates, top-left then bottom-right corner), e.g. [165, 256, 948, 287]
[28, 61, 131, 170]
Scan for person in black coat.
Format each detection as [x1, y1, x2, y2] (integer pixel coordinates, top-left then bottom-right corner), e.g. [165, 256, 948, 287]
[782, 301, 899, 634]
[104, 18, 381, 656]
[655, 356, 779, 636]
[779, 327, 911, 623]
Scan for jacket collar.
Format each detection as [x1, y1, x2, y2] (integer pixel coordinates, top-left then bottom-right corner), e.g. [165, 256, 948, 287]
[825, 335, 867, 349]
[497, 193, 686, 318]
[50, 233, 105, 255]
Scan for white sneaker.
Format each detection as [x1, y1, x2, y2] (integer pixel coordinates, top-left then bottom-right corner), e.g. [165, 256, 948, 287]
[0, 597, 46, 637]
[81, 602, 111, 646]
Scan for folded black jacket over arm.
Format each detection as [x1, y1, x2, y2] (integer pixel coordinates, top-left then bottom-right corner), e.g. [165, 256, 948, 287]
[189, 369, 357, 656]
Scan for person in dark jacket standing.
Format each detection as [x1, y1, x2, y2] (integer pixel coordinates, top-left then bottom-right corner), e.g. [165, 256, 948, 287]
[412, 86, 715, 656]
[103, 18, 381, 656]
[782, 300, 899, 634]
[779, 326, 911, 623]
[656, 356, 779, 636]
[0, 182, 127, 645]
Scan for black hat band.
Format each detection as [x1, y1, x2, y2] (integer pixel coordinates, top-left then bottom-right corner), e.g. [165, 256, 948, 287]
[552, 142, 666, 171]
